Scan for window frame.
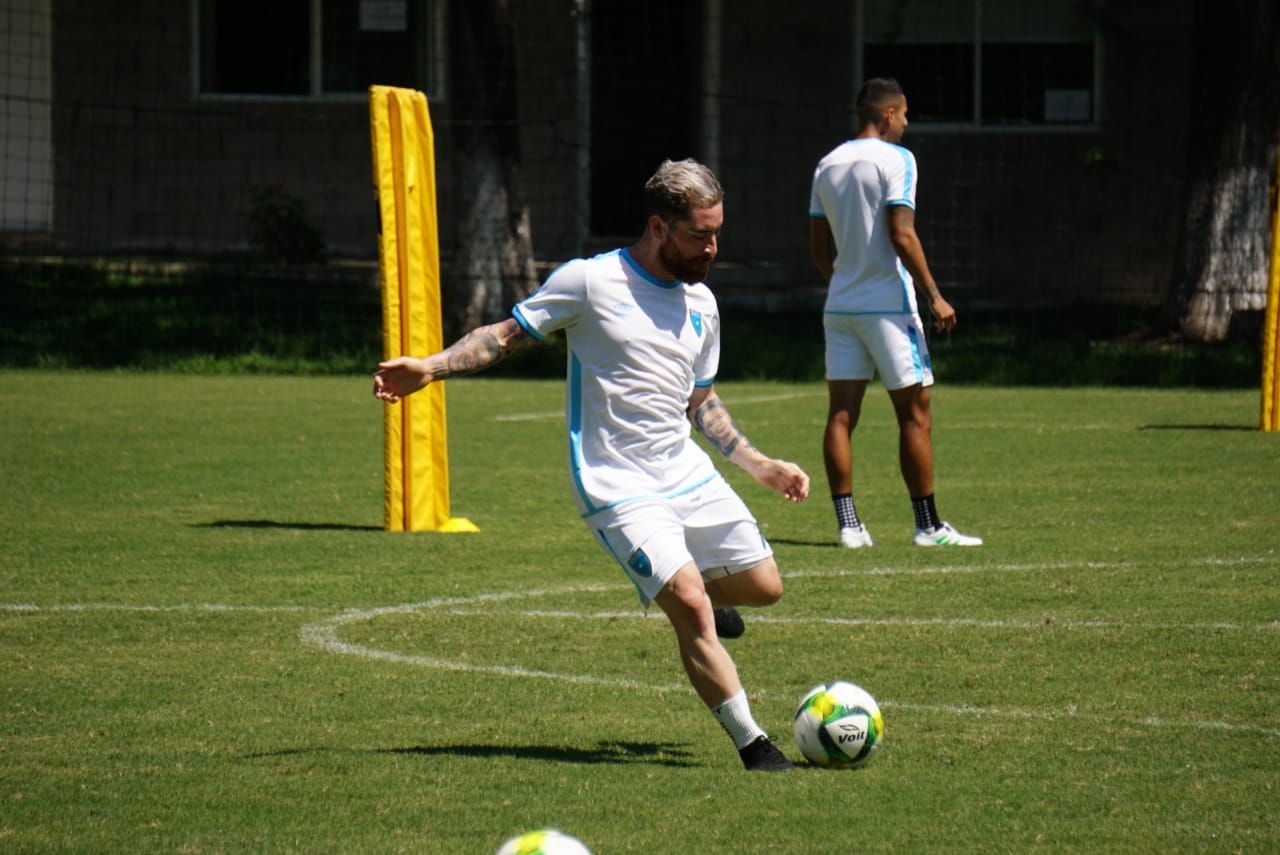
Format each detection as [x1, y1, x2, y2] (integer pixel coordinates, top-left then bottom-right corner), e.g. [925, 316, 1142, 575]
[853, 0, 1102, 133]
[190, 0, 447, 103]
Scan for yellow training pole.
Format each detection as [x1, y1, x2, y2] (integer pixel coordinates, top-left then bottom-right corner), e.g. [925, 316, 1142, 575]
[1262, 142, 1280, 432]
[369, 85, 478, 532]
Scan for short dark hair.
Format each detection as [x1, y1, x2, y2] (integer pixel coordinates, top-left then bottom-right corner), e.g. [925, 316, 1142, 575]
[643, 158, 724, 225]
[855, 77, 905, 126]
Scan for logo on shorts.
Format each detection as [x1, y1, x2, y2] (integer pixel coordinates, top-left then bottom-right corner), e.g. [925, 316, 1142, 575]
[689, 310, 703, 336]
[628, 548, 653, 578]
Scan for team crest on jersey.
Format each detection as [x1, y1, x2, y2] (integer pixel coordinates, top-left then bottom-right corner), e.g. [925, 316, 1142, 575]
[689, 310, 704, 336]
[613, 302, 634, 316]
[628, 548, 653, 578]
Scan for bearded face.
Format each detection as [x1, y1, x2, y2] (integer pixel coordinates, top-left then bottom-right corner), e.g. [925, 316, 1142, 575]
[655, 202, 723, 283]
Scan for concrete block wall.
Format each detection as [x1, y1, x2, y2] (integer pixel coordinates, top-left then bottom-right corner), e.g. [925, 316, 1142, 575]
[42, 0, 1196, 311]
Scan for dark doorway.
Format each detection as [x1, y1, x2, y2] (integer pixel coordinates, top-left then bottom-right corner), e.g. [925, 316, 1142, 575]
[590, 3, 702, 237]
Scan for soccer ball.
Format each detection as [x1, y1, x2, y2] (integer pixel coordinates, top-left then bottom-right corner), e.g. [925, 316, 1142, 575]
[792, 680, 884, 768]
[495, 828, 592, 855]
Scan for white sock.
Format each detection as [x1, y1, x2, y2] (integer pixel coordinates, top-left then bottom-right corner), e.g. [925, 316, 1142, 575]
[711, 689, 766, 749]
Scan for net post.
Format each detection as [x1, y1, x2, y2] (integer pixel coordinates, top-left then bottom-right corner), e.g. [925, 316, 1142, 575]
[1262, 138, 1280, 432]
[369, 85, 479, 532]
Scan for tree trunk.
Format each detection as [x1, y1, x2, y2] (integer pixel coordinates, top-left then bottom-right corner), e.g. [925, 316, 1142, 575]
[444, 0, 539, 340]
[1168, 0, 1280, 343]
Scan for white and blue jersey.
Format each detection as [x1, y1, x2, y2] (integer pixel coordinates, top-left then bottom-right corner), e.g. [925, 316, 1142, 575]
[809, 138, 920, 316]
[512, 248, 721, 517]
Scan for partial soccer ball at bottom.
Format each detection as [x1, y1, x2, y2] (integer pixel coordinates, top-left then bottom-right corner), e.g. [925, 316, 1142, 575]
[495, 828, 592, 855]
[793, 680, 884, 768]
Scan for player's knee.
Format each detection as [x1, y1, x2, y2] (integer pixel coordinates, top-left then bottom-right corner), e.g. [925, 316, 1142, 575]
[748, 567, 784, 606]
[753, 584, 783, 607]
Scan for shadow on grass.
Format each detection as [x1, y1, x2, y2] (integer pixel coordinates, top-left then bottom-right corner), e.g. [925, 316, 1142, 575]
[197, 519, 382, 532]
[767, 537, 847, 548]
[248, 741, 698, 767]
[383, 741, 699, 767]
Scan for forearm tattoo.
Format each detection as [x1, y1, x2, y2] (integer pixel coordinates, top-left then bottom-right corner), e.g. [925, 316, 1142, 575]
[430, 320, 525, 380]
[692, 395, 754, 458]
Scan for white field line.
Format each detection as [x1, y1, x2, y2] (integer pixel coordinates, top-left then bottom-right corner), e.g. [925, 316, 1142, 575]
[297, 590, 689, 694]
[785, 555, 1274, 580]
[427, 608, 1280, 634]
[298, 599, 1280, 738]
[0, 602, 315, 613]
[5, 558, 1277, 737]
[878, 700, 1280, 739]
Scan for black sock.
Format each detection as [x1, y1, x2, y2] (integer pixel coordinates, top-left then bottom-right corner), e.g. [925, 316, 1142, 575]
[833, 493, 861, 529]
[912, 494, 940, 531]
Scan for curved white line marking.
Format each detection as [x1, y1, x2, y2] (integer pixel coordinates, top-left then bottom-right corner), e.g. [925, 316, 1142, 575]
[5, 557, 1275, 737]
[292, 565, 1280, 739]
[297, 586, 689, 692]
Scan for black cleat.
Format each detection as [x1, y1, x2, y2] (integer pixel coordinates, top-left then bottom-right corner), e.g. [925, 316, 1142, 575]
[713, 606, 745, 639]
[739, 735, 796, 771]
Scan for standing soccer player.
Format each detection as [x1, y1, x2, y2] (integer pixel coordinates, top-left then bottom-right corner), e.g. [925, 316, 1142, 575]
[375, 159, 809, 771]
[808, 78, 981, 548]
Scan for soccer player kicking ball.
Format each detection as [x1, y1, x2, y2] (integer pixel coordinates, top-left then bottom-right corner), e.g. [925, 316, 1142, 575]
[808, 78, 981, 549]
[374, 159, 809, 771]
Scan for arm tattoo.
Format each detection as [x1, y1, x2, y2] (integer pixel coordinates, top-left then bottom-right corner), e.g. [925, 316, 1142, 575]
[692, 395, 754, 458]
[430, 319, 528, 380]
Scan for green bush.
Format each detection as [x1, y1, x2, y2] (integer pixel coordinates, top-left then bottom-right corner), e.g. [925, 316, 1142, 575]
[248, 184, 327, 264]
[0, 261, 1262, 386]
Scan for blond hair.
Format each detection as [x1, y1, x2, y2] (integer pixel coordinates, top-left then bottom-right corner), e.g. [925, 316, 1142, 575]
[643, 159, 724, 225]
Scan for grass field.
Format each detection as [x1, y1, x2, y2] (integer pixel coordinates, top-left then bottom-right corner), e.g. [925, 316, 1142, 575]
[2, 371, 1277, 853]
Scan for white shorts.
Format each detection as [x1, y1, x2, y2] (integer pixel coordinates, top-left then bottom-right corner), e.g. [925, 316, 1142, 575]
[586, 476, 773, 604]
[824, 312, 934, 390]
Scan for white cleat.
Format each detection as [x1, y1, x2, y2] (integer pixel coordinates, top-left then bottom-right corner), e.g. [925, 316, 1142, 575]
[913, 522, 983, 546]
[839, 525, 876, 548]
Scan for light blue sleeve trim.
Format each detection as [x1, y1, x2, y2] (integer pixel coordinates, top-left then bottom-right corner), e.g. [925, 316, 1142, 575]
[892, 143, 917, 204]
[510, 304, 545, 342]
[693, 377, 715, 388]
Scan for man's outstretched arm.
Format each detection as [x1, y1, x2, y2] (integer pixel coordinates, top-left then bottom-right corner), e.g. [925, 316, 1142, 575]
[373, 317, 531, 403]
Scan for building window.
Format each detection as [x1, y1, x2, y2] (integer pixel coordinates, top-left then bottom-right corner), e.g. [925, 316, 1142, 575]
[197, 0, 440, 98]
[860, 0, 1096, 126]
